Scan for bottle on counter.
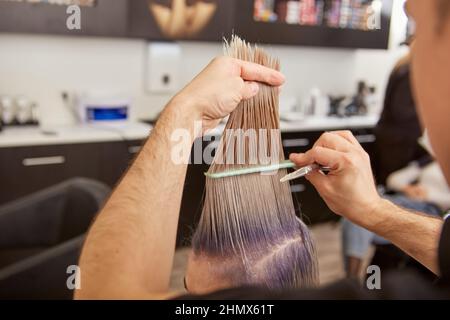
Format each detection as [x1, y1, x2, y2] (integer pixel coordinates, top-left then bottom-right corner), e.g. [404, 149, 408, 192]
[0, 95, 16, 126]
[0, 95, 39, 127]
[304, 87, 330, 118]
[344, 81, 371, 116]
[15, 95, 33, 125]
[365, 86, 379, 115]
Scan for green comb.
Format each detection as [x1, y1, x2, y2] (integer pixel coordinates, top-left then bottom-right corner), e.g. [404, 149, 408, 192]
[204, 160, 296, 179]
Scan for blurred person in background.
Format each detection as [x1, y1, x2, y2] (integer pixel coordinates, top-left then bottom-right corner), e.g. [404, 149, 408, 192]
[373, 51, 429, 185]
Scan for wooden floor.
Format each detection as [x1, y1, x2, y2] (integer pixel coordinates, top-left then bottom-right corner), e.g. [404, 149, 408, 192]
[170, 222, 374, 292]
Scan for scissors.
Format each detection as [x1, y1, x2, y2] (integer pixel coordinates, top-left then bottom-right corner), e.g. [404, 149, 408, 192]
[279, 163, 330, 183]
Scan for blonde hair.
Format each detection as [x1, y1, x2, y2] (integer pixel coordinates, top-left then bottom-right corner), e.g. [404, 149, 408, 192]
[191, 36, 319, 290]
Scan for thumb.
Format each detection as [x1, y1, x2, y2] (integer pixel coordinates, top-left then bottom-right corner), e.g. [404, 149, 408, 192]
[241, 81, 259, 100]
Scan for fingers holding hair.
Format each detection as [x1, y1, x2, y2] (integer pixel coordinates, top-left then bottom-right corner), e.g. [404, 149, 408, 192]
[237, 60, 285, 87]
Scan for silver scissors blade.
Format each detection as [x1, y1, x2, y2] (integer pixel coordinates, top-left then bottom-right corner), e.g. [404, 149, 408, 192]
[280, 164, 328, 183]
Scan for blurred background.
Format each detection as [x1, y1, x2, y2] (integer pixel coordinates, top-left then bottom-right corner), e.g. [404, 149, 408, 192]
[2, 0, 442, 299]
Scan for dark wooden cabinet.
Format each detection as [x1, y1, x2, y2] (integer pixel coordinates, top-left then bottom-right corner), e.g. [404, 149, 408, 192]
[0, 144, 92, 204]
[0, 140, 141, 205]
[282, 130, 328, 224]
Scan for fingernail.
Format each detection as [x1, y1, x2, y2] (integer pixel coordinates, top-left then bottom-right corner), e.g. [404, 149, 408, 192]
[290, 153, 304, 157]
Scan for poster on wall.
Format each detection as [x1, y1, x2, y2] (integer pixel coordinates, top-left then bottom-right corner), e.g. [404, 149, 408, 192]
[128, 0, 235, 41]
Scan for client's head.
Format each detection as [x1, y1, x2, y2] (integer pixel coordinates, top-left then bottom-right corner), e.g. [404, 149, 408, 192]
[185, 173, 319, 294]
[185, 35, 318, 294]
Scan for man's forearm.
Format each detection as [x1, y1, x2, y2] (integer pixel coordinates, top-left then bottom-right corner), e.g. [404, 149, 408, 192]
[360, 199, 443, 275]
[75, 99, 198, 299]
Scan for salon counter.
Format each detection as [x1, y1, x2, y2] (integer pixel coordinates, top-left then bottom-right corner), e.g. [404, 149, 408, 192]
[0, 123, 152, 148]
[205, 115, 379, 136]
[0, 115, 378, 148]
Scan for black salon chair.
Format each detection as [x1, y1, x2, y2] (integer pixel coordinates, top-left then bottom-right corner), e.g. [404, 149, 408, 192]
[0, 178, 110, 299]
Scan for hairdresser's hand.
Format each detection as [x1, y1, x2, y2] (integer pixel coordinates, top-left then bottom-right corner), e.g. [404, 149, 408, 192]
[172, 56, 285, 134]
[289, 131, 382, 225]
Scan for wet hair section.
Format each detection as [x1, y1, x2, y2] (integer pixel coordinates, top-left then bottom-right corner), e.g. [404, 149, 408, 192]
[191, 36, 319, 290]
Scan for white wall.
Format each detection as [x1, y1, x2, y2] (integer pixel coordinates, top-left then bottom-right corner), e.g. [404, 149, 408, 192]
[0, 34, 358, 126]
[353, 0, 409, 114]
[0, 0, 408, 127]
